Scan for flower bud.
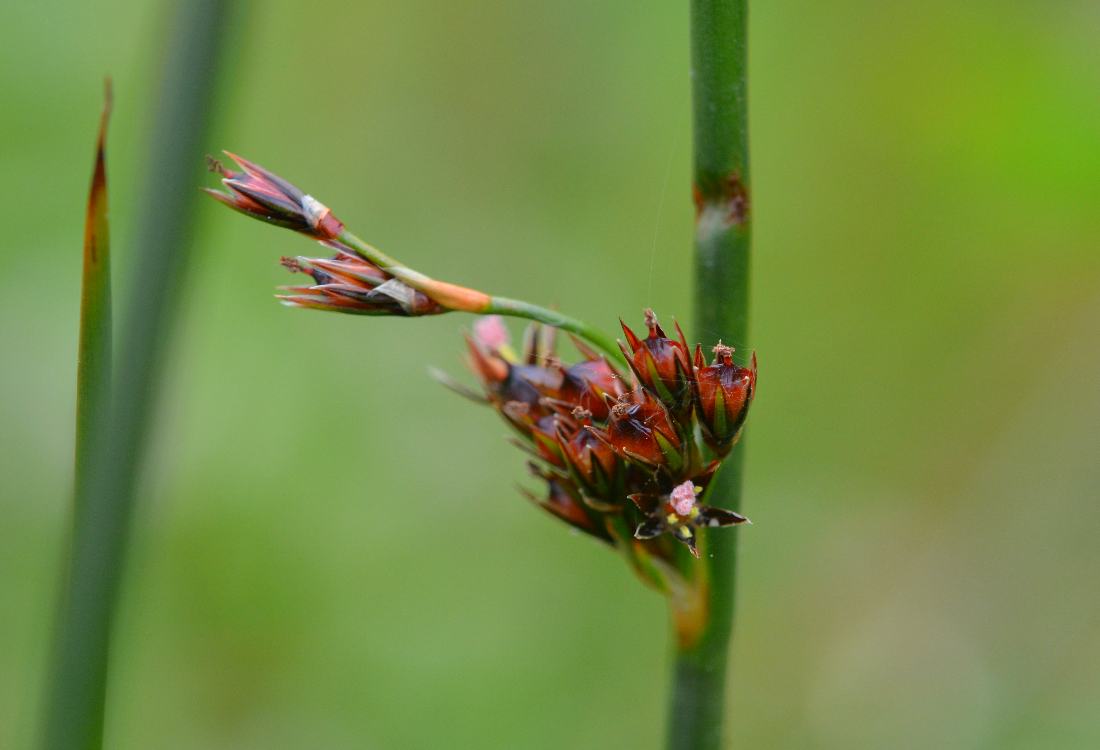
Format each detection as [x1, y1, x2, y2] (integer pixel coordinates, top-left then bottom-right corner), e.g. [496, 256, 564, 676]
[553, 358, 625, 421]
[588, 391, 682, 471]
[205, 153, 344, 240]
[278, 246, 445, 316]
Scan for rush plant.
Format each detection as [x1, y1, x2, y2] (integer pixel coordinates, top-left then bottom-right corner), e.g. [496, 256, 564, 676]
[45, 2, 750, 748]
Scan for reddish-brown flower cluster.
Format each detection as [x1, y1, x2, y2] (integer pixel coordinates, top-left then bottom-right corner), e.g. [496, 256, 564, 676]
[201, 153, 760, 578]
[452, 310, 757, 564]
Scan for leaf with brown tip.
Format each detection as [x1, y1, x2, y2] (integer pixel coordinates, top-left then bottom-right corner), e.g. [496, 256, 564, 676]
[75, 79, 113, 488]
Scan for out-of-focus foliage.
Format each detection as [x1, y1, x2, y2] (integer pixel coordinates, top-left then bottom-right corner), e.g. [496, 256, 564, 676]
[2, 1, 1098, 748]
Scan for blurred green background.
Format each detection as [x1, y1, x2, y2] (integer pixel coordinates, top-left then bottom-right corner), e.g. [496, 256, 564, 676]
[3, 1, 1099, 748]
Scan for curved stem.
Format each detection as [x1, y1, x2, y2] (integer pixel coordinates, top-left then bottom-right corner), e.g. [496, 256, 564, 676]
[337, 229, 628, 367]
[484, 296, 626, 367]
[667, 0, 751, 749]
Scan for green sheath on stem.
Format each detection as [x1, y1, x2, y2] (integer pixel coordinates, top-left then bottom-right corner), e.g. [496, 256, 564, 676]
[667, 1, 751, 749]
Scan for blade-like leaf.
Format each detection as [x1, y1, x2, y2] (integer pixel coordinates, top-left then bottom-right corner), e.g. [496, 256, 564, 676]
[42, 7, 239, 749]
[74, 80, 112, 491]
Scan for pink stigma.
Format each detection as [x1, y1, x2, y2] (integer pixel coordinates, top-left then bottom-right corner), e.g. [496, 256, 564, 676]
[474, 315, 510, 351]
[670, 481, 697, 516]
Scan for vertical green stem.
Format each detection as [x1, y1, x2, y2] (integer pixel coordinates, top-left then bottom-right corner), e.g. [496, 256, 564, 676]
[39, 3, 238, 749]
[668, 1, 751, 749]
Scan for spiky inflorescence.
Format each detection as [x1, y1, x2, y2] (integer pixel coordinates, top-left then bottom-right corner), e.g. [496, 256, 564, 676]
[202, 154, 759, 588]
[450, 309, 756, 586]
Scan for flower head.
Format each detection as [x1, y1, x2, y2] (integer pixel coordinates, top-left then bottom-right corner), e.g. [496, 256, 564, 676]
[205, 152, 344, 240]
[438, 312, 756, 563]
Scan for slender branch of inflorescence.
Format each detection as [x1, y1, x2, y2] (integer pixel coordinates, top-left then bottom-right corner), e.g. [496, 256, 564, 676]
[206, 153, 626, 366]
[334, 229, 628, 367]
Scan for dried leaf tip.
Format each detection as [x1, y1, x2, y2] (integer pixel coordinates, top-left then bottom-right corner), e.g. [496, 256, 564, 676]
[85, 80, 113, 266]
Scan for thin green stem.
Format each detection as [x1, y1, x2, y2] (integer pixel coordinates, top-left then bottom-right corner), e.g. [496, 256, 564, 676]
[484, 296, 626, 367]
[39, 4, 239, 749]
[337, 229, 405, 271]
[667, 1, 751, 749]
[337, 229, 628, 367]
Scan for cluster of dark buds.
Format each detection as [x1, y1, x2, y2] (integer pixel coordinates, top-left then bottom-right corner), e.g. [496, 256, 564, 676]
[204, 154, 758, 593]
[277, 248, 445, 317]
[451, 311, 756, 581]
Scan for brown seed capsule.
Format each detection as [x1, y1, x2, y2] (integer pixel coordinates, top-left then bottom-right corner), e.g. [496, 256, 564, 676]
[693, 343, 756, 452]
[619, 309, 693, 415]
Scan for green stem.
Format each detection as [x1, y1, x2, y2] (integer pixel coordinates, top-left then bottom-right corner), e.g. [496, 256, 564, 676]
[484, 296, 626, 367]
[667, 1, 751, 749]
[39, 4, 239, 749]
[337, 229, 628, 367]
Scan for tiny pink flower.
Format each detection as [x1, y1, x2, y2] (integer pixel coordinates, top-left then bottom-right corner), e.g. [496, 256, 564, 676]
[474, 315, 510, 351]
[669, 480, 697, 516]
